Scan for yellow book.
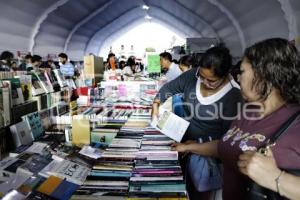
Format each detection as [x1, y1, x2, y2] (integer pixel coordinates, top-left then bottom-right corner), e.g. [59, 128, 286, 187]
[37, 176, 63, 195]
[72, 116, 90, 146]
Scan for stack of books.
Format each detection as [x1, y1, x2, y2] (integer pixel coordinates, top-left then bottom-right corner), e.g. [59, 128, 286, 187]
[129, 128, 187, 199]
[75, 138, 141, 197]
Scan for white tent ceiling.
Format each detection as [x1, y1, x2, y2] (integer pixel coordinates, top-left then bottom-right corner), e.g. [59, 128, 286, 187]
[0, 0, 299, 60]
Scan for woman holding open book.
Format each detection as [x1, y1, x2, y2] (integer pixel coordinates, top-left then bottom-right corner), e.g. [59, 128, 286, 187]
[152, 46, 243, 200]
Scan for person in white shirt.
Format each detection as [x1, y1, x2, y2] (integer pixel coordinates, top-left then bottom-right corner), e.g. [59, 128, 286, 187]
[159, 52, 182, 82]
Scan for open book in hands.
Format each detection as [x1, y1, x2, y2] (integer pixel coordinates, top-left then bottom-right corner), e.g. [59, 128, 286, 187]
[151, 110, 190, 142]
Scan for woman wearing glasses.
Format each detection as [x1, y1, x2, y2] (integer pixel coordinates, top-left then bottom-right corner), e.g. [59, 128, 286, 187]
[218, 38, 300, 200]
[152, 46, 243, 200]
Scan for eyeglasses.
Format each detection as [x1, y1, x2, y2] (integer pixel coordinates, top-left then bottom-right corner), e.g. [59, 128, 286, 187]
[199, 73, 226, 89]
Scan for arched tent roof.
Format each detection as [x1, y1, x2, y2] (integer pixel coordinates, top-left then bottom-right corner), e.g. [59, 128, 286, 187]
[0, 0, 299, 60]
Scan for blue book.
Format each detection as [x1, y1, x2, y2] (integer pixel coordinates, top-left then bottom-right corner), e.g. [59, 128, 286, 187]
[51, 179, 79, 200]
[23, 112, 44, 140]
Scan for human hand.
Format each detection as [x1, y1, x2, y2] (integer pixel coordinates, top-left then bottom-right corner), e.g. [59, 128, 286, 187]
[238, 149, 281, 191]
[151, 102, 160, 120]
[171, 142, 188, 153]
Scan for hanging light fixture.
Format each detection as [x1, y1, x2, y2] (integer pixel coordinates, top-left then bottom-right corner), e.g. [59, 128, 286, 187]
[142, 5, 150, 10]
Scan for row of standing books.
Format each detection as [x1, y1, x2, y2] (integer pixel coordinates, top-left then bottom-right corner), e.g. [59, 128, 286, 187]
[0, 70, 73, 129]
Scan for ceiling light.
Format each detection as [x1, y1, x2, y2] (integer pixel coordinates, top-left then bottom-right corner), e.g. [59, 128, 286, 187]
[144, 15, 152, 20]
[142, 5, 149, 10]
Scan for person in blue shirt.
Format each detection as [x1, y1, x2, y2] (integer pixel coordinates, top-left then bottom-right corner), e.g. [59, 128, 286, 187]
[58, 53, 74, 78]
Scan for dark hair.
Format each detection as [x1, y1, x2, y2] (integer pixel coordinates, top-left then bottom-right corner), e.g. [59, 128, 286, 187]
[230, 60, 242, 83]
[179, 55, 194, 67]
[119, 60, 126, 70]
[25, 54, 32, 60]
[244, 38, 300, 103]
[31, 55, 42, 63]
[198, 46, 232, 78]
[159, 52, 172, 62]
[172, 59, 178, 64]
[127, 57, 135, 67]
[58, 53, 68, 60]
[0, 51, 14, 60]
[107, 53, 115, 59]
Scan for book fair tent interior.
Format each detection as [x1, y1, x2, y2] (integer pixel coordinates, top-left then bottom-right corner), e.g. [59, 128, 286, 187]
[0, 0, 300, 59]
[1, 1, 300, 200]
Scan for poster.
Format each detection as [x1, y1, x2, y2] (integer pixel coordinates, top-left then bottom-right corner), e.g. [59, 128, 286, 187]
[147, 55, 161, 73]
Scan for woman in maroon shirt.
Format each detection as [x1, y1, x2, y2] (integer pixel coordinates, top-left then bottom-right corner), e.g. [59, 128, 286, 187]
[218, 38, 300, 200]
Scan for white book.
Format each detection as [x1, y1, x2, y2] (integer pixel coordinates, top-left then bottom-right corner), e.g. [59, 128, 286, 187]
[25, 142, 48, 155]
[79, 146, 102, 159]
[83, 180, 129, 187]
[49, 160, 90, 185]
[35, 72, 54, 93]
[53, 69, 67, 88]
[9, 121, 34, 147]
[39, 108, 51, 130]
[0, 87, 11, 127]
[109, 138, 141, 148]
[38, 159, 62, 178]
[151, 110, 190, 142]
[3, 79, 24, 106]
[30, 73, 45, 96]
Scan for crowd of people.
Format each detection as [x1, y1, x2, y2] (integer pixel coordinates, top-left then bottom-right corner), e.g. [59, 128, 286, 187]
[153, 38, 300, 200]
[103, 53, 145, 81]
[1, 37, 300, 200]
[0, 52, 77, 79]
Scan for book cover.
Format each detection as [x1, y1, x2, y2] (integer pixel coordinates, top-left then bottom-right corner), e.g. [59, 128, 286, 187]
[4, 78, 24, 106]
[10, 100, 38, 124]
[51, 179, 80, 200]
[9, 121, 34, 147]
[53, 69, 67, 88]
[0, 87, 11, 128]
[152, 110, 189, 142]
[30, 73, 45, 96]
[39, 159, 62, 178]
[50, 160, 91, 185]
[19, 75, 32, 101]
[90, 131, 117, 145]
[3, 159, 26, 173]
[0, 157, 19, 177]
[72, 117, 90, 146]
[36, 72, 54, 93]
[22, 112, 44, 140]
[39, 108, 51, 130]
[17, 155, 53, 176]
[37, 175, 63, 195]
